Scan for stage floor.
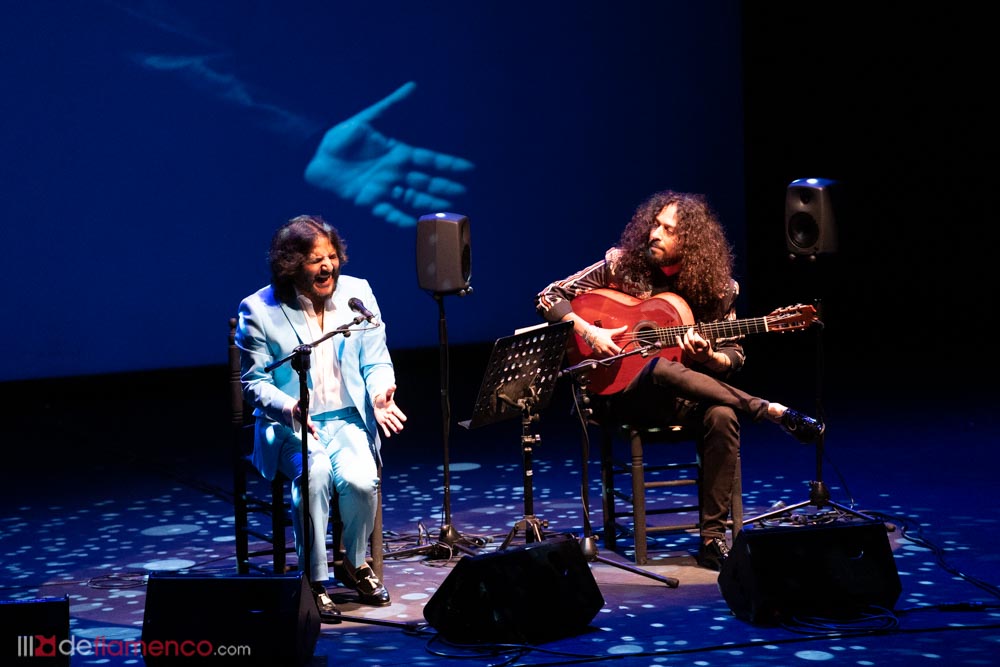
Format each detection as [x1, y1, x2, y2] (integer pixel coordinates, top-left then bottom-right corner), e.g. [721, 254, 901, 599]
[2, 363, 999, 666]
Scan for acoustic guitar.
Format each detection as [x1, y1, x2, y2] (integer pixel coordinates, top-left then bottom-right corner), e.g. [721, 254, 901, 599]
[567, 288, 818, 395]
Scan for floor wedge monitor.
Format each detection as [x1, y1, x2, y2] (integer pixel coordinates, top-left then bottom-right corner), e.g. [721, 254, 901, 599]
[141, 572, 320, 666]
[719, 520, 901, 625]
[423, 534, 604, 643]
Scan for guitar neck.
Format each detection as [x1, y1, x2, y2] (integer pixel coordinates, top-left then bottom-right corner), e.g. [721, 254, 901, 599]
[647, 316, 772, 347]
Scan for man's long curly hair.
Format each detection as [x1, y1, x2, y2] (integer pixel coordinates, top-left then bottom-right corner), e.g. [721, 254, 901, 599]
[616, 190, 734, 322]
[268, 214, 348, 304]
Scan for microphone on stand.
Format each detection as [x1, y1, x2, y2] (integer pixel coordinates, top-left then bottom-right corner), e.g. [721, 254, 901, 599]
[348, 297, 376, 323]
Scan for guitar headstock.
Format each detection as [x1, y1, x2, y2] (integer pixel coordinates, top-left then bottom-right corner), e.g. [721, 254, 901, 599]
[765, 304, 820, 332]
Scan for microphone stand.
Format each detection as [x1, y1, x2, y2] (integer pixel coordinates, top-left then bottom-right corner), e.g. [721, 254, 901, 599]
[561, 343, 680, 588]
[264, 316, 365, 590]
[264, 314, 418, 629]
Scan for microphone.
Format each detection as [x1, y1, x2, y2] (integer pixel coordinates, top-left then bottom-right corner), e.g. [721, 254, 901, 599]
[348, 297, 376, 323]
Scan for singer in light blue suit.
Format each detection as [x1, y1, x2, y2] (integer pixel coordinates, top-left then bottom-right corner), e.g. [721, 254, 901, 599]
[236, 215, 406, 618]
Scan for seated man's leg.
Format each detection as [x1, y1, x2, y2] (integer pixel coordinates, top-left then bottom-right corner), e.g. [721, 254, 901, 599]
[322, 413, 379, 571]
[322, 412, 389, 606]
[278, 439, 335, 584]
[644, 358, 770, 422]
[697, 404, 740, 541]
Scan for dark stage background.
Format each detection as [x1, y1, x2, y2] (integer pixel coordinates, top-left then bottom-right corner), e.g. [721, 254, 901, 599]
[741, 3, 995, 405]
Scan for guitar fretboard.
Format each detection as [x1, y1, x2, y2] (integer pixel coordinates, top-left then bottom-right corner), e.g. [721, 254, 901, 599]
[623, 316, 774, 348]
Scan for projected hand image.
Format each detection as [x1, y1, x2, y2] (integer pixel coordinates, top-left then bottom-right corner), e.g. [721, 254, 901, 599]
[121, 5, 474, 229]
[305, 82, 475, 227]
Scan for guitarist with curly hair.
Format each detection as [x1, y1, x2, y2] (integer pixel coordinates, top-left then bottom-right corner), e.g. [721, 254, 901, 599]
[535, 190, 823, 570]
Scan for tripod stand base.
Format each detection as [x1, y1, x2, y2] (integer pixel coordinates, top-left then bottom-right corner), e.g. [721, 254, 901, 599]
[385, 523, 482, 561]
[743, 481, 876, 526]
[579, 535, 679, 587]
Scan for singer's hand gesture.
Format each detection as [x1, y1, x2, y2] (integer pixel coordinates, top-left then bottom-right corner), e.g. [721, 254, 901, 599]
[374, 385, 407, 438]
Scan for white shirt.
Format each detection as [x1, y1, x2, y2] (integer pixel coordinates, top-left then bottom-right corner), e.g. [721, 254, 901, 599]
[295, 291, 355, 418]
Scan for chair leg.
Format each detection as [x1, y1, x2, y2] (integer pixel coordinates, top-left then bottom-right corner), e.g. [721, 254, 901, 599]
[730, 452, 743, 540]
[599, 427, 618, 552]
[271, 478, 287, 574]
[371, 490, 384, 581]
[629, 429, 649, 565]
[233, 458, 250, 575]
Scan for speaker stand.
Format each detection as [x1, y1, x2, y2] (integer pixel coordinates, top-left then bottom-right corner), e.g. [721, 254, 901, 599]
[743, 299, 873, 527]
[385, 293, 481, 562]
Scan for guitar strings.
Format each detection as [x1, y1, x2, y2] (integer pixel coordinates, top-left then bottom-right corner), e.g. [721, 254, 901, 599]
[611, 314, 784, 348]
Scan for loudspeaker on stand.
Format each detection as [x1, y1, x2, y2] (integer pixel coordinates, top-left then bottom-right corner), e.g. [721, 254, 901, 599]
[785, 177, 839, 256]
[416, 212, 472, 295]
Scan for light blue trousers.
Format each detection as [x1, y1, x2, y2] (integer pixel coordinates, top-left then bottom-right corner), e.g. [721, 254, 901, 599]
[277, 408, 379, 583]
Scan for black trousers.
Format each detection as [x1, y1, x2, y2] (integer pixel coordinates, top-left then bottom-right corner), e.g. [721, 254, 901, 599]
[601, 357, 770, 540]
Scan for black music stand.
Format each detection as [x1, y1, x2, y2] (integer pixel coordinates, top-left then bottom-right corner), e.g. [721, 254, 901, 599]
[460, 321, 573, 550]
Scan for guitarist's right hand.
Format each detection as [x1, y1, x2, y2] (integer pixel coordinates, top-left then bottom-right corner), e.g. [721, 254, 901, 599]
[580, 322, 628, 358]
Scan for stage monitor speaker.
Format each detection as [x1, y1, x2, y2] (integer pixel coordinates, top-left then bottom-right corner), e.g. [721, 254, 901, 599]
[718, 520, 901, 625]
[141, 572, 319, 666]
[785, 177, 839, 256]
[416, 212, 471, 295]
[423, 534, 604, 644]
[1, 596, 70, 666]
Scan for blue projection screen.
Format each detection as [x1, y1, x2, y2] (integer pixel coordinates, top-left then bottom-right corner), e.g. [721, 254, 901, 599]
[0, 1, 744, 381]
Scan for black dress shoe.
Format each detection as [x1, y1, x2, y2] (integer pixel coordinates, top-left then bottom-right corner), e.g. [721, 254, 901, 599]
[344, 563, 391, 607]
[695, 537, 729, 571]
[311, 584, 342, 623]
[780, 408, 825, 443]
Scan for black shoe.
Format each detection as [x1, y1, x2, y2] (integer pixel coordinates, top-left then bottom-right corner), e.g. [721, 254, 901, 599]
[780, 409, 825, 443]
[695, 537, 729, 571]
[344, 563, 391, 607]
[311, 583, 342, 623]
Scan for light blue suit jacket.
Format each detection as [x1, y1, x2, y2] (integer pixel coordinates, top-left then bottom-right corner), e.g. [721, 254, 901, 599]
[235, 275, 395, 480]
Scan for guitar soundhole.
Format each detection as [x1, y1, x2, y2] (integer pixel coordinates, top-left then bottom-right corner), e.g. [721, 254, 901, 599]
[632, 320, 658, 347]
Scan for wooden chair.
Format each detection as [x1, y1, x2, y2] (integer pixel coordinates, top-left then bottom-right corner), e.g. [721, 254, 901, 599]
[597, 414, 743, 566]
[229, 318, 383, 579]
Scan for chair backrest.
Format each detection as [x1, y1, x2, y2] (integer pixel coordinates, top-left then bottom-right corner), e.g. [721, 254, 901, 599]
[229, 317, 254, 455]
[229, 316, 243, 418]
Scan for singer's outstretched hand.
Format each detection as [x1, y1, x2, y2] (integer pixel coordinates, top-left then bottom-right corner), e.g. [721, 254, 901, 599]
[374, 385, 407, 438]
[304, 81, 475, 227]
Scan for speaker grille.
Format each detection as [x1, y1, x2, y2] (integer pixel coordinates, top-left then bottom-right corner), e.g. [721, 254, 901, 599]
[784, 178, 839, 256]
